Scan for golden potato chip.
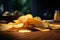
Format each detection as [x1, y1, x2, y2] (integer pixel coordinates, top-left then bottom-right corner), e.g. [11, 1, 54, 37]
[49, 24, 60, 29]
[6, 28, 18, 32]
[40, 29, 50, 31]
[41, 20, 49, 28]
[32, 19, 44, 28]
[8, 22, 15, 25]
[17, 16, 28, 23]
[26, 14, 33, 18]
[18, 29, 31, 33]
[13, 20, 20, 24]
[26, 18, 34, 24]
[34, 16, 41, 21]
[13, 23, 24, 28]
[34, 27, 50, 31]
[1, 24, 13, 31]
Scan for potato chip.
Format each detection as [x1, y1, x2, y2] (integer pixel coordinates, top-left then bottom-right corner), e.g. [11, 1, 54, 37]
[14, 23, 24, 28]
[34, 16, 41, 21]
[32, 19, 44, 28]
[49, 24, 60, 29]
[6, 28, 18, 32]
[41, 20, 49, 28]
[17, 16, 28, 23]
[1, 24, 13, 31]
[26, 14, 33, 18]
[34, 27, 50, 31]
[18, 30, 31, 33]
[13, 20, 20, 24]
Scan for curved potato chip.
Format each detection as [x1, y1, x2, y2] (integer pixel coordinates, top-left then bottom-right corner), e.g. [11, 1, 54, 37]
[18, 16, 28, 23]
[18, 30, 31, 33]
[13, 20, 20, 24]
[14, 23, 24, 28]
[1, 24, 13, 31]
[6, 28, 18, 32]
[41, 20, 49, 28]
[26, 14, 33, 18]
[34, 16, 41, 21]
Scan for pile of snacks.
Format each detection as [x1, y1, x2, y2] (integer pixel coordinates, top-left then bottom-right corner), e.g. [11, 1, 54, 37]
[0, 14, 60, 32]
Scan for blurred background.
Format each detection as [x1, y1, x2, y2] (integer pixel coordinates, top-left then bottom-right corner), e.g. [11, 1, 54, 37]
[0, 0, 60, 20]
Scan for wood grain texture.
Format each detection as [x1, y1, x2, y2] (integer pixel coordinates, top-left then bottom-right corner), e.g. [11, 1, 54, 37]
[0, 30, 60, 40]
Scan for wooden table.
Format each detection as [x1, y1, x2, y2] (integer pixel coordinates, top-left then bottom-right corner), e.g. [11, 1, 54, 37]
[0, 30, 60, 40]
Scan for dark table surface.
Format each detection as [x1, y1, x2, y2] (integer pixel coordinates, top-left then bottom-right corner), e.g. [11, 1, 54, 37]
[0, 30, 60, 40]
